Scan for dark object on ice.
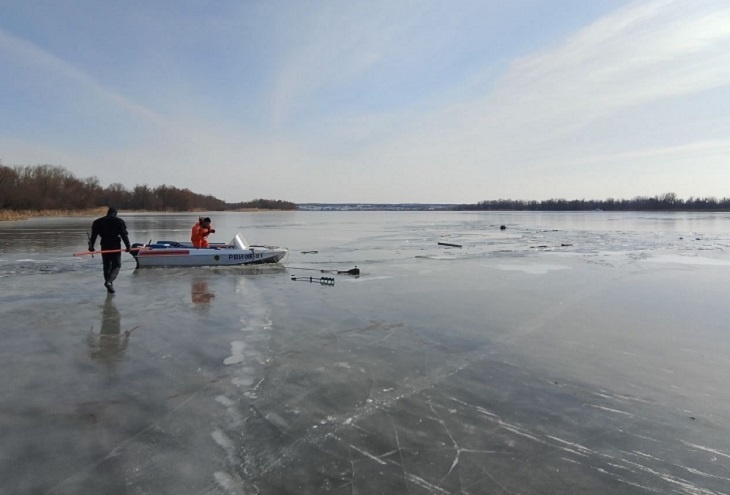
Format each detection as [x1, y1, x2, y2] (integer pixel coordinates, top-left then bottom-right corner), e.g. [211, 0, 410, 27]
[301, 250, 318, 254]
[561, 243, 573, 247]
[104, 281, 115, 294]
[316, 266, 359, 276]
[438, 242, 462, 248]
[288, 266, 359, 276]
[500, 225, 507, 230]
[291, 275, 335, 286]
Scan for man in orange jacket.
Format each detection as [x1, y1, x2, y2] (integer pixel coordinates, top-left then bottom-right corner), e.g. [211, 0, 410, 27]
[191, 217, 215, 248]
[191, 217, 203, 246]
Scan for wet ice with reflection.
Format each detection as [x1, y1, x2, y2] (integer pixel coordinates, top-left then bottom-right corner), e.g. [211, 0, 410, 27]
[1, 211, 729, 494]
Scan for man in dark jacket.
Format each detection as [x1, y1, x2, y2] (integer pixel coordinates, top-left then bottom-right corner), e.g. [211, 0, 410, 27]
[89, 207, 131, 293]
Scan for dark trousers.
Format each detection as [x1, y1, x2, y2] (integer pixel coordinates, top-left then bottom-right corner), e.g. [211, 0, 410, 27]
[101, 252, 122, 283]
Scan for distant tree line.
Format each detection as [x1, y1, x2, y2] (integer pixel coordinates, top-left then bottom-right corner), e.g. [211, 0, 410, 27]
[0, 163, 297, 211]
[456, 193, 730, 211]
[226, 198, 298, 210]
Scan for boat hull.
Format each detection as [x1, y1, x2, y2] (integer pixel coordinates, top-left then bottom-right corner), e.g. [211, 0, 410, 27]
[134, 246, 287, 268]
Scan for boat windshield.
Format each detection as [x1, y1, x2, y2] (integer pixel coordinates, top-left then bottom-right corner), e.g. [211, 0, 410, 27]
[232, 234, 249, 249]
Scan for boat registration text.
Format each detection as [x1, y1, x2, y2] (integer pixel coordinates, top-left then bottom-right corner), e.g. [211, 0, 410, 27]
[229, 253, 264, 260]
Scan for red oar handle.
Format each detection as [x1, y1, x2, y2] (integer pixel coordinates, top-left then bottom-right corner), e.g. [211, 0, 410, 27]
[73, 247, 147, 256]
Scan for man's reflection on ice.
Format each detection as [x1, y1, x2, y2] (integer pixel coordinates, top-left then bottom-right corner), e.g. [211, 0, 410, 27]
[88, 294, 137, 371]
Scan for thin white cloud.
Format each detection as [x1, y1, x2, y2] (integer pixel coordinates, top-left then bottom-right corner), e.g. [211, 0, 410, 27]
[0, 27, 168, 127]
[451, 0, 730, 148]
[326, 0, 730, 201]
[270, 5, 401, 126]
[0, 25, 289, 198]
[267, 0, 482, 127]
[491, 0, 730, 133]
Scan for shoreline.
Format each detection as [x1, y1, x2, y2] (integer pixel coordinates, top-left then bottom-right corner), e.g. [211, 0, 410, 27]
[0, 207, 295, 222]
[3, 207, 727, 222]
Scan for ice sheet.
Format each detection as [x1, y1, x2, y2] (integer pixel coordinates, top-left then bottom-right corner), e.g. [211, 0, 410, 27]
[1, 211, 729, 494]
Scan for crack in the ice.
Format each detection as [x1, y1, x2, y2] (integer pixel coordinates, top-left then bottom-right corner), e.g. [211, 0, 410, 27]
[349, 444, 388, 466]
[479, 466, 515, 495]
[393, 424, 413, 494]
[365, 329, 395, 347]
[333, 446, 355, 493]
[428, 402, 461, 486]
[43, 385, 206, 494]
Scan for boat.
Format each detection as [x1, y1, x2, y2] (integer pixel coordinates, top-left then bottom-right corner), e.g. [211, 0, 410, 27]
[131, 234, 287, 268]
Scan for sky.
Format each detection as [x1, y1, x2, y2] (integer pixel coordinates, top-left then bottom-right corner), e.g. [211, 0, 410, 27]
[1, 0, 729, 204]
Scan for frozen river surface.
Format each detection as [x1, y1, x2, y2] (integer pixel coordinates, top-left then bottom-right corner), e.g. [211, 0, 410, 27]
[1, 211, 729, 494]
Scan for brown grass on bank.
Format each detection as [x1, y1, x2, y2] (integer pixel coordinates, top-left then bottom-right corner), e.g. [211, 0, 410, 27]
[0, 207, 294, 221]
[0, 207, 108, 222]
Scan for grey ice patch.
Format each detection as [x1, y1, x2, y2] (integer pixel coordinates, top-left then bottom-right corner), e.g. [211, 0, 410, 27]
[646, 255, 730, 267]
[492, 263, 571, 274]
[224, 341, 246, 365]
[211, 429, 239, 465]
[232, 370, 256, 387]
[213, 471, 247, 494]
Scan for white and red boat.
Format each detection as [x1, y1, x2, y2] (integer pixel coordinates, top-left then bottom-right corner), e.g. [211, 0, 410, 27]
[131, 234, 287, 268]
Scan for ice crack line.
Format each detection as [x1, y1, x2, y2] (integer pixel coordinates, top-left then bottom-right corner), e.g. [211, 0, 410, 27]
[394, 424, 413, 495]
[44, 386, 205, 494]
[428, 402, 461, 485]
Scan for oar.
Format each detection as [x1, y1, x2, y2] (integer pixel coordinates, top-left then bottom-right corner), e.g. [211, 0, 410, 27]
[287, 266, 360, 275]
[290, 275, 335, 286]
[73, 247, 146, 256]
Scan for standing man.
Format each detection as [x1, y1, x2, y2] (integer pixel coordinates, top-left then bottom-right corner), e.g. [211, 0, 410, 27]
[89, 207, 131, 293]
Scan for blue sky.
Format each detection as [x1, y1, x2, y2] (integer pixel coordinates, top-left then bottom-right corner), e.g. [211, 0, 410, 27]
[1, 0, 729, 203]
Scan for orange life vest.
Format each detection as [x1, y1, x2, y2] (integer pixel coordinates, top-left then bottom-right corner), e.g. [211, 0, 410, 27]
[191, 222, 212, 248]
[191, 223, 200, 246]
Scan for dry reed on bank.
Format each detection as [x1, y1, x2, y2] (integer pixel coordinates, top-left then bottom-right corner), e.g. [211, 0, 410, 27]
[0, 207, 107, 222]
